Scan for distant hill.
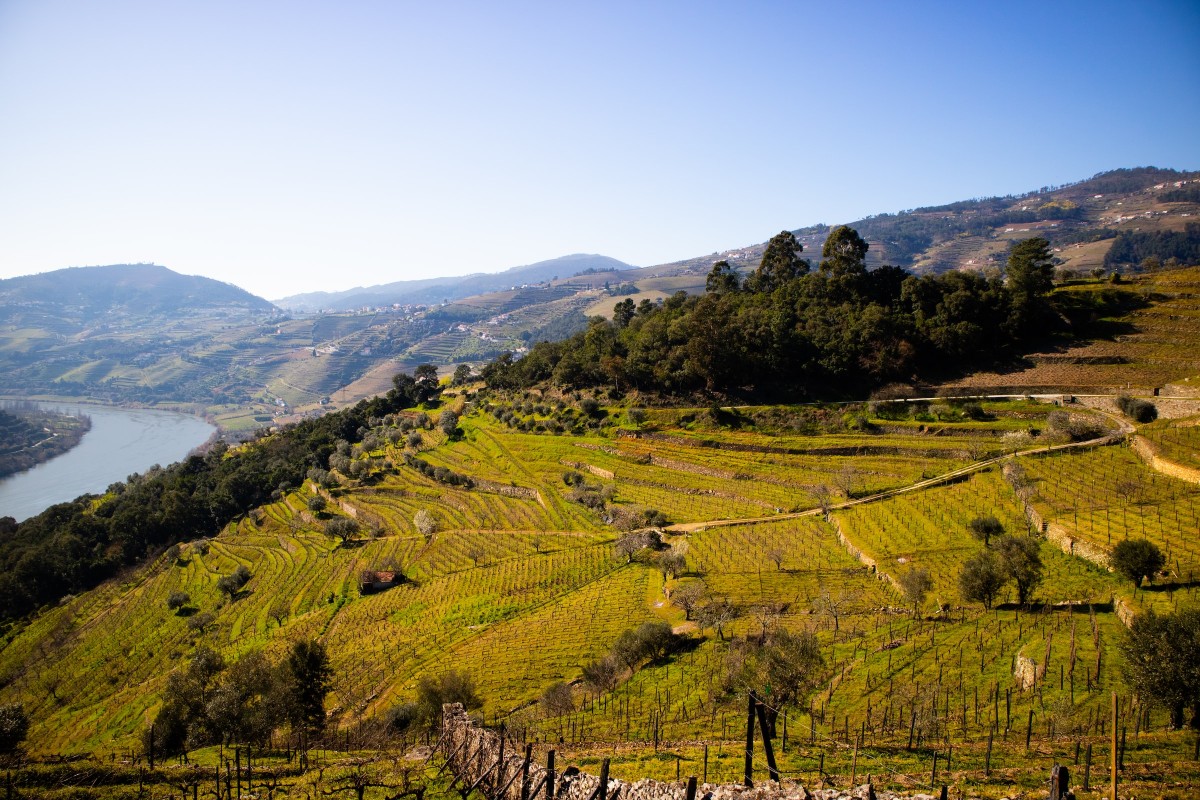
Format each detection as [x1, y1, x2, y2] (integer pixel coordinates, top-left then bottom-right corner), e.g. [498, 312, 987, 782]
[273, 254, 634, 312]
[792, 166, 1200, 273]
[0, 263, 276, 318]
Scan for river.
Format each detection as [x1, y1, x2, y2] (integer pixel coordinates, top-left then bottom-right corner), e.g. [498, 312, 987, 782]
[0, 402, 217, 522]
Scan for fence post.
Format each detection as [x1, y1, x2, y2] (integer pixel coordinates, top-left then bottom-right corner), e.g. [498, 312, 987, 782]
[1111, 692, 1118, 800]
[1084, 743, 1092, 791]
[685, 776, 697, 800]
[754, 701, 780, 783]
[547, 749, 556, 800]
[743, 691, 756, 788]
[1049, 765, 1069, 800]
[598, 758, 610, 800]
[520, 744, 533, 800]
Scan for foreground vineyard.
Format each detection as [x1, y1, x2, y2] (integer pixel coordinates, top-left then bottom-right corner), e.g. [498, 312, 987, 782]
[1, 392, 1199, 798]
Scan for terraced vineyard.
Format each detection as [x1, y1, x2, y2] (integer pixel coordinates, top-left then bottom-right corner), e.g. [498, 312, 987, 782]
[2, 391, 1200, 798]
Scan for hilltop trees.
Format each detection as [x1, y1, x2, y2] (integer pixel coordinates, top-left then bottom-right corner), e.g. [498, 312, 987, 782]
[482, 228, 1059, 399]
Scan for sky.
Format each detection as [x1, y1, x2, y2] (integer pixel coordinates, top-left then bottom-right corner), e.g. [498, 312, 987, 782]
[0, 1, 1197, 300]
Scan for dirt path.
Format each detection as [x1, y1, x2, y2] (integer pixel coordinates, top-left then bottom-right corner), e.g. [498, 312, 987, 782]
[665, 405, 1133, 533]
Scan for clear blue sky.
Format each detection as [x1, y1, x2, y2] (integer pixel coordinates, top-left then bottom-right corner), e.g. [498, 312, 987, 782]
[1, 1, 1197, 299]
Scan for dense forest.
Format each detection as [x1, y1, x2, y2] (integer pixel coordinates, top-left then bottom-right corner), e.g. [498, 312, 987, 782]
[0, 370, 442, 623]
[482, 227, 1063, 398]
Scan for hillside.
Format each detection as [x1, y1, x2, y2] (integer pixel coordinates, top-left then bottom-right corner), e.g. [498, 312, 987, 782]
[1, 268, 1199, 797]
[2, 169, 1196, 436]
[274, 254, 635, 312]
[0, 263, 275, 317]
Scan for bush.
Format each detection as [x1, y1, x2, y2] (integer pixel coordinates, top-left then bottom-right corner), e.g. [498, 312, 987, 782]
[1116, 395, 1158, 423]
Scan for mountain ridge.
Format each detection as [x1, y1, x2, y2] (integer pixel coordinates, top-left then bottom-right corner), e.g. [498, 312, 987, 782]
[273, 253, 634, 312]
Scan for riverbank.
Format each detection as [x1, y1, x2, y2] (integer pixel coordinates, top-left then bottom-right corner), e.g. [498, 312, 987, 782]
[0, 405, 93, 479]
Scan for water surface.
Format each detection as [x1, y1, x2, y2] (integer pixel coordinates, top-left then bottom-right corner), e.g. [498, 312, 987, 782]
[0, 402, 216, 522]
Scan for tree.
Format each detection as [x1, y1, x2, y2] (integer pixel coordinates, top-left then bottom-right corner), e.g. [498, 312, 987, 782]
[451, 364, 473, 386]
[1111, 538, 1165, 586]
[581, 655, 622, 691]
[0, 704, 29, 754]
[540, 682, 574, 716]
[325, 517, 361, 546]
[958, 552, 1006, 609]
[187, 611, 216, 634]
[413, 364, 441, 405]
[414, 509, 437, 538]
[167, 591, 191, 612]
[747, 231, 807, 292]
[767, 546, 785, 571]
[967, 516, 1005, 546]
[705, 260, 741, 295]
[656, 550, 687, 580]
[307, 495, 327, 515]
[415, 670, 481, 728]
[1006, 237, 1055, 335]
[216, 565, 251, 600]
[997, 536, 1043, 605]
[284, 639, 332, 735]
[627, 407, 647, 428]
[615, 532, 647, 563]
[1119, 608, 1200, 729]
[673, 580, 705, 620]
[612, 298, 636, 328]
[697, 596, 737, 640]
[898, 567, 933, 616]
[438, 409, 460, 438]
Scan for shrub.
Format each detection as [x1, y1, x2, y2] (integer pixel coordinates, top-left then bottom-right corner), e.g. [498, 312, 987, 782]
[1116, 395, 1158, 423]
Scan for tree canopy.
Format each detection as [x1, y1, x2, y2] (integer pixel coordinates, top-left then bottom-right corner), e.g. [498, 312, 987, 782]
[482, 229, 1062, 399]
